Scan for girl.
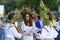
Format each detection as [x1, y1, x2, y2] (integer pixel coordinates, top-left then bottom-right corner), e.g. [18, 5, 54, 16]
[39, 16, 58, 40]
[5, 13, 22, 40]
[21, 13, 37, 40]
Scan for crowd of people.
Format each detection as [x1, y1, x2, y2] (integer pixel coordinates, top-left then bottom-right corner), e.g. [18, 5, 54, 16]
[0, 7, 60, 40]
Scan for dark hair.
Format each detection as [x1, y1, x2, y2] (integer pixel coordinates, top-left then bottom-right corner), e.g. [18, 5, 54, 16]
[8, 13, 14, 20]
[37, 15, 40, 20]
[48, 14, 52, 21]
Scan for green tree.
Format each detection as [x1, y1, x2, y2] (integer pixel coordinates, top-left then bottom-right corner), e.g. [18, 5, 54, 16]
[0, 0, 40, 14]
[42, 0, 58, 10]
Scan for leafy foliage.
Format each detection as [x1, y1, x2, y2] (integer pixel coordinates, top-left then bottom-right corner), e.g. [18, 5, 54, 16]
[0, 0, 40, 14]
[42, 0, 58, 10]
[40, 0, 50, 25]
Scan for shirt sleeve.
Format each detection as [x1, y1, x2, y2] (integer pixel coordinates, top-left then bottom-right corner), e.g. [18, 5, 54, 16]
[10, 27, 22, 39]
[33, 22, 39, 31]
[41, 27, 57, 39]
[51, 27, 58, 38]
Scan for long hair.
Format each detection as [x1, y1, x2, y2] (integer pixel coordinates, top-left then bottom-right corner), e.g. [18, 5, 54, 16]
[8, 13, 14, 20]
[48, 14, 52, 21]
[23, 13, 33, 27]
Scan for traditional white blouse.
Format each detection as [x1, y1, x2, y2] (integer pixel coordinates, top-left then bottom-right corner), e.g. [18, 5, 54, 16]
[40, 25, 58, 39]
[21, 21, 33, 35]
[21, 21, 34, 40]
[21, 21, 39, 33]
[5, 23, 22, 39]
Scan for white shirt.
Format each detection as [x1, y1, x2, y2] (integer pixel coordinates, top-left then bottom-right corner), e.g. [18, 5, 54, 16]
[5, 23, 22, 39]
[21, 21, 33, 35]
[40, 25, 58, 39]
[56, 21, 60, 31]
[21, 21, 34, 40]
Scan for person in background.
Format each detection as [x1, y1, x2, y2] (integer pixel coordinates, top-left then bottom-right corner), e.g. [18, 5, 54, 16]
[37, 15, 58, 40]
[33, 13, 58, 40]
[48, 13, 56, 28]
[5, 13, 22, 40]
[55, 18, 60, 40]
[34, 15, 43, 40]
[0, 17, 5, 40]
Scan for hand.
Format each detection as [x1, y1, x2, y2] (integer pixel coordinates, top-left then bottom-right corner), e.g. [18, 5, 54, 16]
[35, 33, 41, 39]
[36, 29, 42, 32]
[23, 31, 31, 36]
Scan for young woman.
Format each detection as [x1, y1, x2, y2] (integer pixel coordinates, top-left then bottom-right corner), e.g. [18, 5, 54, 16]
[21, 13, 38, 40]
[41, 24, 58, 40]
[0, 17, 5, 40]
[38, 16, 58, 40]
[5, 13, 22, 40]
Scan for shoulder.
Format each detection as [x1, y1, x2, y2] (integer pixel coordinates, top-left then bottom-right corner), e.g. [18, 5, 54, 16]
[5, 23, 11, 29]
[9, 24, 15, 28]
[9, 26, 16, 30]
[44, 25, 48, 28]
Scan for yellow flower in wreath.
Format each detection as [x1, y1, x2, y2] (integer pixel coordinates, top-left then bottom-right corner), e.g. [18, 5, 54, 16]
[25, 7, 28, 10]
[20, 9, 23, 13]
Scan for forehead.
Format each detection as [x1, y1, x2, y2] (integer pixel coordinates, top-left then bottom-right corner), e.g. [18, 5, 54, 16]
[26, 14, 29, 16]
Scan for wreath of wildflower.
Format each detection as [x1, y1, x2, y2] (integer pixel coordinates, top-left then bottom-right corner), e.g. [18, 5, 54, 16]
[19, 7, 32, 18]
[20, 7, 31, 13]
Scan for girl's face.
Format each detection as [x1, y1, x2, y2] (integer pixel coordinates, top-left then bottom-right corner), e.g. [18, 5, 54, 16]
[25, 14, 29, 20]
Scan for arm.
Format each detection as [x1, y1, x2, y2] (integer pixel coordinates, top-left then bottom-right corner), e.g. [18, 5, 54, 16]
[10, 27, 22, 39]
[51, 27, 58, 38]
